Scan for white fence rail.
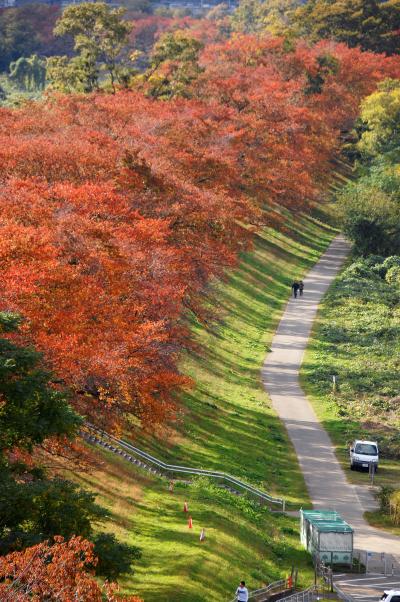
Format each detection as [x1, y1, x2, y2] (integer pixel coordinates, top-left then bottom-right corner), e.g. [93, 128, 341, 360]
[82, 423, 285, 509]
[228, 578, 289, 602]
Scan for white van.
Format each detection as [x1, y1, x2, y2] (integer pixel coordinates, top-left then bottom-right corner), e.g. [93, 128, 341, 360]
[380, 591, 400, 602]
[349, 440, 379, 471]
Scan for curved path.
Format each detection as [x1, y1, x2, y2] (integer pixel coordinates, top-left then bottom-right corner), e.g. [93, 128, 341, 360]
[262, 235, 400, 555]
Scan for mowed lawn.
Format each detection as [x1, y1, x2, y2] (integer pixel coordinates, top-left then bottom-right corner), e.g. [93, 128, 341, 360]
[69, 448, 314, 602]
[65, 210, 337, 601]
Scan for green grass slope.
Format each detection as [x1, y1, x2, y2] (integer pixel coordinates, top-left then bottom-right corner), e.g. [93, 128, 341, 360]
[132, 212, 337, 506]
[66, 211, 337, 601]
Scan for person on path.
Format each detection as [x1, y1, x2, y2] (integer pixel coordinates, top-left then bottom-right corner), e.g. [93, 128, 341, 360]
[291, 280, 300, 298]
[235, 581, 249, 602]
[299, 280, 304, 297]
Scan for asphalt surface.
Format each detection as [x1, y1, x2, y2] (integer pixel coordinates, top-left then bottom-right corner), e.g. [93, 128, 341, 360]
[261, 235, 400, 555]
[334, 573, 400, 602]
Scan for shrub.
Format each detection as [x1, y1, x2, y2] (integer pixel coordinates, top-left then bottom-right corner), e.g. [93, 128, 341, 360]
[386, 265, 400, 285]
[376, 485, 395, 513]
[341, 260, 380, 281]
[383, 256, 400, 270]
[390, 489, 400, 524]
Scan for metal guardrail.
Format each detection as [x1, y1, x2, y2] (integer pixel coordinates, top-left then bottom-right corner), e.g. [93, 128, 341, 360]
[277, 585, 318, 602]
[82, 423, 285, 510]
[228, 578, 288, 602]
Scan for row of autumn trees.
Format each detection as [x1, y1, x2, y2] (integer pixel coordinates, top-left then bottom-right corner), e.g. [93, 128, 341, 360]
[3, 38, 400, 432]
[2, 4, 400, 596]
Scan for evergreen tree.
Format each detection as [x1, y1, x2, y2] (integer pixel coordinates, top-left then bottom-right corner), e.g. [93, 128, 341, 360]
[293, 0, 400, 55]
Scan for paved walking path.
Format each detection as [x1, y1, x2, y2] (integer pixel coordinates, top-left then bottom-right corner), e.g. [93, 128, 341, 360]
[262, 235, 400, 555]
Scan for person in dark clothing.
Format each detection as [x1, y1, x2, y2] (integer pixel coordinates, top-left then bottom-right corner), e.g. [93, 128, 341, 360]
[299, 280, 304, 296]
[291, 280, 300, 298]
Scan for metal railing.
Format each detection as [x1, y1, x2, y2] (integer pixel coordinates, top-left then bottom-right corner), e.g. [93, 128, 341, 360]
[228, 578, 289, 602]
[82, 423, 285, 510]
[277, 585, 318, 602]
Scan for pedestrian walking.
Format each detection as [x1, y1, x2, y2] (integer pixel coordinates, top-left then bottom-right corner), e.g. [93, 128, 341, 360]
[299, 280, 304, 297]
[291, 280, 300, 298]
[235, 581, 249, 602]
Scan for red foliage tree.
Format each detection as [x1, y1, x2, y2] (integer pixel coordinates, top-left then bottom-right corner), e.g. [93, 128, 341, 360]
[0, 536, 142, 602]
[195, 36, 400, 208]
[0, 35, 399, 431]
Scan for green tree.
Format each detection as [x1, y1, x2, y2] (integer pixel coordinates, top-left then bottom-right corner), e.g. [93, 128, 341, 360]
[231, 0, 300, 34]
[0, 313, 80, 452]
[358, 79, 400, 160]
[206, 3, 230, 21]
[49, 2, 133, 93]
[0, 312, 141, 570]
[0, 476, 106, 553]
[47, 53, 99, 93]
[140, 31, 204, 99]
[338, 174, 400, 256]
[292, 0, 400, 54]
[25, 479, 106, 540]
[93, 532, 142, 580]
[0, 311, 88, 553]
[9, 54, 46, 91]
[230, 0, 265, 33]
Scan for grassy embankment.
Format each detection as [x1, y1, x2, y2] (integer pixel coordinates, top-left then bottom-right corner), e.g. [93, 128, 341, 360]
[63, 210, 337, 601]
[301, 255, 400, 532]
